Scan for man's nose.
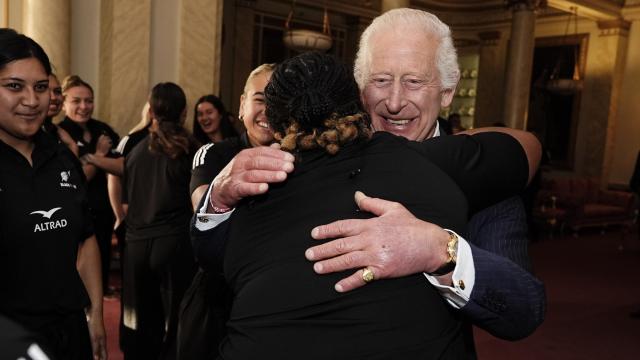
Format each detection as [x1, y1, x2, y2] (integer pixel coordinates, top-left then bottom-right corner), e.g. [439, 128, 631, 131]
[385, 81, 407, 113]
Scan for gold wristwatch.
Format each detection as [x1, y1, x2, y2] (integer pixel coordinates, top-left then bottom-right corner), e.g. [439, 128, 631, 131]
[429, 229, 458, 276]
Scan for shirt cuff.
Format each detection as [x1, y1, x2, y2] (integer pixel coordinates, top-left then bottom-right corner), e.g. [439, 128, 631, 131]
[194, 183, 234, 231]
[424, 231, 475, 309]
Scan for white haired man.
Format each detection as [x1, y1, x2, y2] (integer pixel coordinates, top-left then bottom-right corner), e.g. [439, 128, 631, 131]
[192, 8, 545, 354]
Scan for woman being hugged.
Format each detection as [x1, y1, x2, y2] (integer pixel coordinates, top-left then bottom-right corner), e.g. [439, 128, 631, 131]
[0, 28, 106, 360]
[121, 82, 197, 359]
[58, 74, 122, 295]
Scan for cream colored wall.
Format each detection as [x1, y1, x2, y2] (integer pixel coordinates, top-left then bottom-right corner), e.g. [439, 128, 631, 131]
[8, 0, 22, 30]
[71, 0, 101, 114]
[150, 0, 180, 86]
[610, 15, 640, 186]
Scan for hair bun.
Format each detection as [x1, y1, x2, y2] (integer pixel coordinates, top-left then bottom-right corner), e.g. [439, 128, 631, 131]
[288, 88, 336, 128]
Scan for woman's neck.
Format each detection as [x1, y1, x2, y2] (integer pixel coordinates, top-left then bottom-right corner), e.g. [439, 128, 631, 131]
[208, 131, 223, 143]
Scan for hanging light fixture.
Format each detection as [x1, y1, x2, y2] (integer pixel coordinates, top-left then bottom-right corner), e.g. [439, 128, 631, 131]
[546, 6, 583, 95]
[283, 0, 332, 53]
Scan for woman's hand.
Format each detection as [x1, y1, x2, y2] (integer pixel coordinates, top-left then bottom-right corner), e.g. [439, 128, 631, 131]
[87, 310, 107, 360]
[95, 134, 113, 156]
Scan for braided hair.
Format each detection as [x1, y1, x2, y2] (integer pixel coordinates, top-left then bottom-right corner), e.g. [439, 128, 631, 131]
[265, 52, 370, 155]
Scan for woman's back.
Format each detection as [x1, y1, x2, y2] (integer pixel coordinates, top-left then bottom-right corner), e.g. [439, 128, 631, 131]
[221, 133, 471, 359]
[124, 137, 193, 239]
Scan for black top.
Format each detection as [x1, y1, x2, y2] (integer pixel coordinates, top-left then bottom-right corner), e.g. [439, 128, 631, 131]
[58, 117, 120, 213]
[219, 132, 529, 359]
[123, 137, 194, 241]
[0, 131, 93, 330]
[190, 133, 249, 195]
[115, 127, 150, 157]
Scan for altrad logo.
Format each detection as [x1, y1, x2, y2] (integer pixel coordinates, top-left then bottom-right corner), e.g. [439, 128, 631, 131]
[29, 207, 68, 232]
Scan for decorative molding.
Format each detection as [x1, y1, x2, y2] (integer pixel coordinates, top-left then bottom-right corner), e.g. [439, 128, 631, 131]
[505, 0, 547, 11]
[236, 0, 257, 8]
[597, 19, 630, 36]
[478, 30, 502, 45]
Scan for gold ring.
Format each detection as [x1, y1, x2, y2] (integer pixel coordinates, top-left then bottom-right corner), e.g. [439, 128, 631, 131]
[362, 267, 375, 283]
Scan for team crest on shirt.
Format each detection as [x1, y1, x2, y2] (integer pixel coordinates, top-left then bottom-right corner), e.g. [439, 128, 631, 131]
[59, 170, 77, 189]
[30, 207, 68, 232]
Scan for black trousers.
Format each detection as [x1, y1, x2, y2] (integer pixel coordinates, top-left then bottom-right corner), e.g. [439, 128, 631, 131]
[120, 233, 196, 360]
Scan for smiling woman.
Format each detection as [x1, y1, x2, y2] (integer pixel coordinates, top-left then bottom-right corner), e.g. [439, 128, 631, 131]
[0, 58, 49, 152]
[0, 28, 107, 360]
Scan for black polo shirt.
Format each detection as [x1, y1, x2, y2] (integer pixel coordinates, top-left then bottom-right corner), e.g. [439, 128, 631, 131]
[0, 131, 93, 330]
[123, 137, 194, 241]
[189, 133, 250, 195]
[58, 117, 120, 214]
[115, 127, 150, 157]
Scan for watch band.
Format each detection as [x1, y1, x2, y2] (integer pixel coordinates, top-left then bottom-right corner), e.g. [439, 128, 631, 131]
[428, 229, 459, 276]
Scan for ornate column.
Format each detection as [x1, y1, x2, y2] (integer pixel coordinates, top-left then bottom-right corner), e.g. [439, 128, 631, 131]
[98, 0, 151, 135]
[475, 30, 507, 127]
[178, 0, 224, 126]
[23, 0, 71, 77]
[502, 0, 543, 129]
[381, 0, 409, 13]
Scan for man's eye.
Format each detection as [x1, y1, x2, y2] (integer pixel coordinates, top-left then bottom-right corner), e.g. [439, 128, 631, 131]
[372, 78, 391, 86]
[404, 79, 424, 89]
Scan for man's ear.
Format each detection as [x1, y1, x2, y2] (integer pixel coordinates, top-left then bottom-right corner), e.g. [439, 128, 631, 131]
[238, 94, 246, 120]
[441, 71, 460, 108]
[440, 87, 455, 108]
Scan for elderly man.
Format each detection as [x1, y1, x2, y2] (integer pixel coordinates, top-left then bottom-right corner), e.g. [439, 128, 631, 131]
[193, 8, 545, 352]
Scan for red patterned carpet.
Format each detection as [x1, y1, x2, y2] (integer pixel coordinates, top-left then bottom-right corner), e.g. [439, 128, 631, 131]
[104, 228, 640, 359]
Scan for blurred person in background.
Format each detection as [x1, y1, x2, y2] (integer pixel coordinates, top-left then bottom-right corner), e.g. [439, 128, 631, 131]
[192, 94, 238, 146]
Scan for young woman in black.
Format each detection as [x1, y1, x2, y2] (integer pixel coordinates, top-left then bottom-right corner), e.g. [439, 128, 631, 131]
[58, 75, 122, 295]
[122, 82, 197, 359]
[0, 28, 106, 360]
[192, 94, 238, 145]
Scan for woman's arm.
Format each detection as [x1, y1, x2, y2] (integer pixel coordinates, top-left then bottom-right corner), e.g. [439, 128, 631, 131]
[56, 126, 79, 157]
[458, 127, 541, 185]
[77, 235, 107, 360]
[88, 155, 124, 177]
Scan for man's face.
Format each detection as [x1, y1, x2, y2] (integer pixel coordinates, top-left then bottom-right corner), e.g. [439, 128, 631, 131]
[361, 31, 455, 141]
[239, 71, 274, 147]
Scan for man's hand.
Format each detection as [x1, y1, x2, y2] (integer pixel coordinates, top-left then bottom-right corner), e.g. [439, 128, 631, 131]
[209, 146, 295, 210]
[87, 312, 107, 360]
[305, 191, 451, 292]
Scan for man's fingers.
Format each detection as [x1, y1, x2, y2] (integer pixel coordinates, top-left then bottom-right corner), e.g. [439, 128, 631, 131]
[244, 169, 289, 184]
[354, 191, 403, 217]
[310, 248, 366, 273]
[334, 268, 375, 293]
[310, 219, 364, 241]
[233, 182, 269, 198]
[242, 146, 294, 162]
